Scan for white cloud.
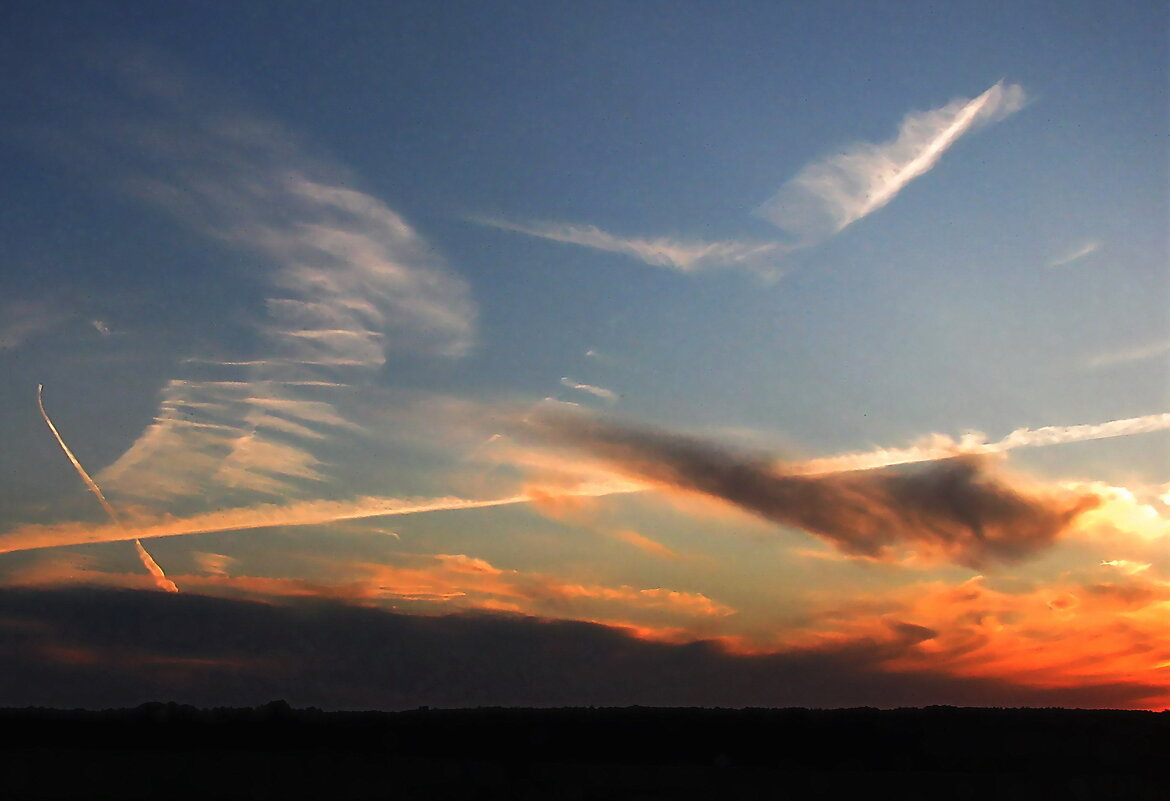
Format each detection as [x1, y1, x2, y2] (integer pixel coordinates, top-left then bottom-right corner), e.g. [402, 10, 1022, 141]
[788, 411, 1170, 475]
[756, 81, 1026, 244]
[477, 217, 783, 274]
[1085, 340, 1170, 370]
[80, 60, 476, 504]
[478, 82, 1024, 274]
[1049, 240, 1101, 268]
[560, 377, 619, 402]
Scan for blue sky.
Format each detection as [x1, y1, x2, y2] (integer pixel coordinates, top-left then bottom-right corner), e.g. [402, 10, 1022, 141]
[0, 1, 1166, 709]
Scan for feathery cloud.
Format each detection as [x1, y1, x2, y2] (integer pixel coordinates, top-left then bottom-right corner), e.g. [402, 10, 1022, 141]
[476, 217, 783, 273]
[68, 56, 475, 504]
[790, 412, 1170, 475]
[756, 81, 1026, 244]
[478, 82, 1023, 274]
[559, 377, 619, 402]
[1085, 341, 1170, 370]
[1049, 239, 1101, 268]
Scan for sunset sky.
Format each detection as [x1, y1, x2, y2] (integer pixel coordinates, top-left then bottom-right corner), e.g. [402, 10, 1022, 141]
[0, 1, 1166, 710]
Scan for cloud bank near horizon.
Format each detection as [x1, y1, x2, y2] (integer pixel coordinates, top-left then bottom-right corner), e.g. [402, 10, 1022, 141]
[0, 586, 1161, 710]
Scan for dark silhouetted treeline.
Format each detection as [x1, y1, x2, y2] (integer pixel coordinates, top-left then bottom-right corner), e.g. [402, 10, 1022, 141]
[2, 702, 1166, 799]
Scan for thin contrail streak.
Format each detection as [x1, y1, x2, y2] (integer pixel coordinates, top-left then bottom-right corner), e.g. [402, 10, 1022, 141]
[7, 409, 1166, 557]
[789, 412, 1170, 475]
[0, 482, 645, 555]
[36, 384, 179, 592]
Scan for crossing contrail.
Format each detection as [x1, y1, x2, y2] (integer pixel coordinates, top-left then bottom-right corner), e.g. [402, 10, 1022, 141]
[36, 385, 179, 592]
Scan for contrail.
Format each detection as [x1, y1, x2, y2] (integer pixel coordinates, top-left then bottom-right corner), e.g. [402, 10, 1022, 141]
[789, 412, 1170, 475]
[36, 384, 179, 592]
[0, 480, 645, 555]
[10, 408, 1166, 559]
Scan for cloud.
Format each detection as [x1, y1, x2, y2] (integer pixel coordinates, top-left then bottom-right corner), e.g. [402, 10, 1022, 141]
[0, 300, 69, 350]
[802, 572, 1170, 709]
[0, 587, 1161, 710]
[790, 412, 1170, 475]
[345, 553, 734, 630]
[57, 55, 476, 504]
[477, 82, 1023, 275]
[756, 81, 1026, 244]
[1049, 239, 1101, 268]
[1085, 341, 1170, 370]
[5, 548, 731, 639]
[607, 529, 684, 561]
[524, 411, 1098, 568]
[475, 217, 784, 274]
[0, 479, 643, 555]
[559, 377, 619, 402]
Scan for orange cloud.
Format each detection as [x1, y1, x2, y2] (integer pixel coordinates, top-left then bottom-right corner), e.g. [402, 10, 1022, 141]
[789, 572, 1170, 709]
[607, 529, 683, 560]
[4, 548, 734, 642]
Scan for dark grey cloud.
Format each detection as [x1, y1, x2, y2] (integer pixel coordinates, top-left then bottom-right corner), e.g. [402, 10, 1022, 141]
[524, 413, 1100, 568]
[0, 588, 1157, 711]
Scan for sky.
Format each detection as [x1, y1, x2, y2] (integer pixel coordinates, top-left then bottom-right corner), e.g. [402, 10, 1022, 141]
[0, 1, 1167, 711]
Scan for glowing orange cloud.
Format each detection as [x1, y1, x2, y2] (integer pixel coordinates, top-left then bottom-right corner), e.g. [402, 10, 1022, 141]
[607, 529, 683, 560]
[4, 548, 734, 642]
[787, 573, 1170, 709]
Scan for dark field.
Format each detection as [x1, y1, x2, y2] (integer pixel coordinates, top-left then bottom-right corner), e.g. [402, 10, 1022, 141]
[2, 703, 1166, 799]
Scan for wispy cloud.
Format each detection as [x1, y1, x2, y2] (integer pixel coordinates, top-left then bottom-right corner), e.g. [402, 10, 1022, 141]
[559, 377, 619, 402]
[0, 300, 69, 350]
[1049, 239, 1101, 268]
[478, 82, 1023, 274]
[756, 81, 1026, 244]
[0, 479, 644, 555]
[607, 529, 684, 561]
[790, 412, 1170, 474]
[1085, 340, 1170, 370]
[476, 217, 783, 274]
[64, 55, 476, 504]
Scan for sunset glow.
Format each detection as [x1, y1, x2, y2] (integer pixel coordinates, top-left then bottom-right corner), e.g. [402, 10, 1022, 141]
[0, 2, 1165, 712]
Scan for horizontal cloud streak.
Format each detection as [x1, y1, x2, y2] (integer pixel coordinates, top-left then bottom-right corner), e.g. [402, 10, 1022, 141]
[526, 412, 1098, 568]
[1049, 239, 1101, 268]
[791, 412, 1170, 475]
[1086, 341, 1170, 370]
[756, 81, 1025, 244]
[560, 377, 618, 402]
[476, 217, 784, 274]
[0, 480, 644, 555]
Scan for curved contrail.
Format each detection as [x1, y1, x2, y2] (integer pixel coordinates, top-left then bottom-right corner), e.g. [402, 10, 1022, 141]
[36, 384, 179, 593]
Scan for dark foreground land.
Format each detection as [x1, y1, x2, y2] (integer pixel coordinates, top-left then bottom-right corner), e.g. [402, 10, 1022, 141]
[2, 703, 1166, 800]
